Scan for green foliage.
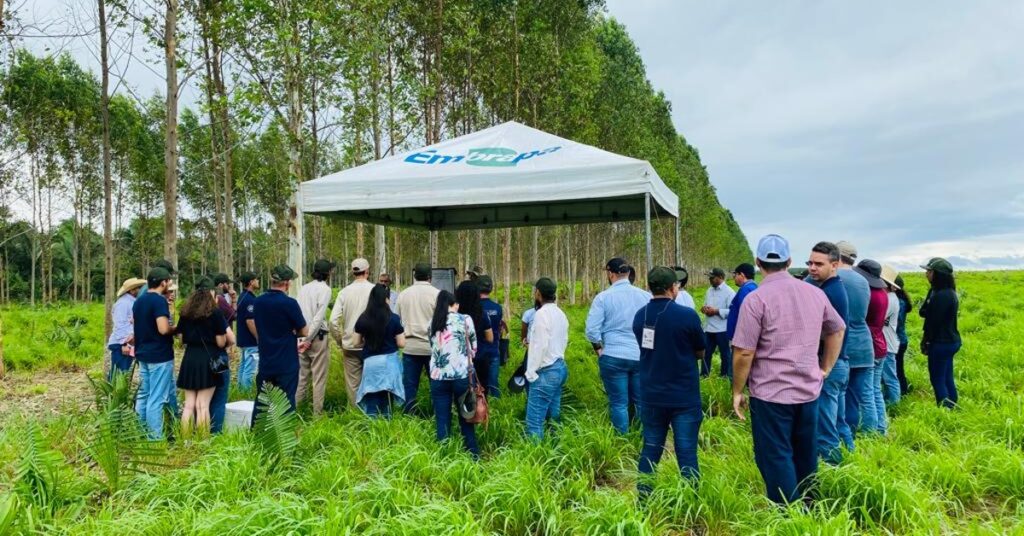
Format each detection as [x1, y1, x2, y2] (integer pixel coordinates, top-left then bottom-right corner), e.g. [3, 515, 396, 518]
[252, 384, 300, 468]
[0, 303, 103, 371]
[13, 421, 64, 512]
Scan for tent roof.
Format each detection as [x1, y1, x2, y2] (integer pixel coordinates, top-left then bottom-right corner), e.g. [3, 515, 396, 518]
[299, 121, 679, 231]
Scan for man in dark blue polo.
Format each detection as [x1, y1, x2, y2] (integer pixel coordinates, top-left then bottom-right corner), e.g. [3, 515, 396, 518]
[252, 264, 309, 424]
[478, 275, 504, 398]
[633, 266, 706, 497]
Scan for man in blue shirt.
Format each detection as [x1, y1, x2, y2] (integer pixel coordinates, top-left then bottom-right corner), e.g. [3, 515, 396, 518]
[252, 264, 309, 424]
[835, 241, 877, 436]
[806, 241, 852, 463]
[478, 275, 504, 398]
[701, 268, 736, 378]
[585, 257, 652, 434]
[108, 277, 145, 380]
[726, 263, 758, 348]
[235, 272, 261, 390]
[133, 267, 177, 440]
[633, 266, 706, 497]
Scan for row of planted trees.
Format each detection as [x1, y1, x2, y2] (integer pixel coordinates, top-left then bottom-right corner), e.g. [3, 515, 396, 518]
[0, 0, 751, 322]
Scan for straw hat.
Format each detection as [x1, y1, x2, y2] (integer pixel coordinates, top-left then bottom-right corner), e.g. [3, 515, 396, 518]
[117, 277, 147, 297]
[880, 264, 900, 289]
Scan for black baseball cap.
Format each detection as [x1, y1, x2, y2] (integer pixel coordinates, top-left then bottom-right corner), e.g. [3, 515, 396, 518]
[648, 267, 677, 293]
[195, 276, 216, 291]
[213, 273, 232, 285]
[146, 267, 172, 286]
[414, 262, 432, 280]
[271, 264, 298, 282]
[238, 271, 259, 286]
[733, 263, 755, 279]
[313, 259, 336, 274]
[606, 258, 631, 274]
[707, 268, 726, 278]
[153, 259, 177, 276]
[535, 277, 557, 297]
[477, 275, 494, 293]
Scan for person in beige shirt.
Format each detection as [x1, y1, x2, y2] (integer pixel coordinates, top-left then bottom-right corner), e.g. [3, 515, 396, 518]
[395, 262, 440, 414]
[329, 258, 376, 407]
[296, 258, 335, 415]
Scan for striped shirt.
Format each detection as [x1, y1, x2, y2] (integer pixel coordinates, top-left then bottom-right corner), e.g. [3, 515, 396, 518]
[732, 271, 846, 404]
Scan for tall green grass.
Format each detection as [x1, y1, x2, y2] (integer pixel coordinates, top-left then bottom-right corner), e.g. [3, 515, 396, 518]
[1, 272, 1023, 534]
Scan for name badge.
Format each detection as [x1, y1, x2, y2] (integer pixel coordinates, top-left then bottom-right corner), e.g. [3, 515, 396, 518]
[641, 328, 655, 350]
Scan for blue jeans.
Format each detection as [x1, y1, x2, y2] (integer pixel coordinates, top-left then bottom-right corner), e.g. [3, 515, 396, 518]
[486, 353, 501, 398]
[362, 391, 394, 419]
[817, 359, 852, 464]
[598, 354, 641, 434]
[638, 405, 701, 496]
[525, 359, 568, 440]
[402, 354, 431, 414]
[237, 347, 259, 390]
[136, 360, 176, 440]
[108, 343, 132, 381]
[429, 378, 479, 456]
[928, 342, 960, 408]
[750, 397, 819, 505]
[251, 370, 299, 426]
[845, 365, 877, 435]
[702, 331, 732, 378]
[210, 364, 230, 434]
[872, 358, 889, 435]
[880, 352, 900, 406]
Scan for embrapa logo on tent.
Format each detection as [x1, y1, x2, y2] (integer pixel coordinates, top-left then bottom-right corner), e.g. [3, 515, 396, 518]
[404, 146, 561, 167]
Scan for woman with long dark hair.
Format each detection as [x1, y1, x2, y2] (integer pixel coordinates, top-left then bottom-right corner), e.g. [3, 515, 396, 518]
[918, 258, 961, 408]
[893, 275, 913, 395]
[176, 276, 233, 436]
[353, 284, 406, 418]
[454, 281, 494, 391]
[428, 290, 480, 456]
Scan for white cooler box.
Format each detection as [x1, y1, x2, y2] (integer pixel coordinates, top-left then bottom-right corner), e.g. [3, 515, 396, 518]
[225, 400, 255, 431]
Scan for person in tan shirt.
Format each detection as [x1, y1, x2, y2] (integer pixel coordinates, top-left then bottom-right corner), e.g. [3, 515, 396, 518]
[329, 258, 375, 407]
[395, 262, 440, 414]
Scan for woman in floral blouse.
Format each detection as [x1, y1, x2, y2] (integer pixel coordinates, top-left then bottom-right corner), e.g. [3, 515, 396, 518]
[429, 290, 480, 457]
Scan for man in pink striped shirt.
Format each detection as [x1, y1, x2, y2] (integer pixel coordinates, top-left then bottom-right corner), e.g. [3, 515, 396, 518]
[731, 234, 846, 505]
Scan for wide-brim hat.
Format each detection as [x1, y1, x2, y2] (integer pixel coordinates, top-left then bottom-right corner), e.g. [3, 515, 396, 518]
[507, 373, 527, 394]
[854, 259, 887, 289]
[117, 277, 147, 297]
[880, 264, 900, 289]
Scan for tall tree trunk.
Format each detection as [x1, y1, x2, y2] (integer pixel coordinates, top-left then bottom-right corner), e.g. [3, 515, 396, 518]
[284, 6, 304, 293]
[163, 0, 179, 268]
[99, 0, 114, 340]
[212, 13, 234, 274]
[201, 25, 226, 271]
[502, 228, 511, 312]
[531, 226, 538, 282]
[475, 230, 483, 270]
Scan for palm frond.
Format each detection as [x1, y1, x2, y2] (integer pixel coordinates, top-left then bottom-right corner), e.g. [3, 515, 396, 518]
[14, 421, 63, 511]
[252, 384, 300, 468]
[84, 407, 167, 494]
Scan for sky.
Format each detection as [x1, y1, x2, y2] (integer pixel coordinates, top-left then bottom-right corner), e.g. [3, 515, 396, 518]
[605, 0, 1024, 271]
[12, 1, 1024, 271]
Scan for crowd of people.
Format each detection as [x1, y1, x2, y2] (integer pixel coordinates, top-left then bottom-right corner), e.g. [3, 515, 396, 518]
[105, 233, 962, 504]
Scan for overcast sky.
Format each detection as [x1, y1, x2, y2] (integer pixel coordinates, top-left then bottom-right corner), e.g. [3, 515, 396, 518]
[16, 1, 1024, 270]
[605, 1, 1024, 270]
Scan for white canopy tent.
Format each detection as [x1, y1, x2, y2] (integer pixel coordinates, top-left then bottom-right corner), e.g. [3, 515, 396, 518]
[295, 121, 680, 271]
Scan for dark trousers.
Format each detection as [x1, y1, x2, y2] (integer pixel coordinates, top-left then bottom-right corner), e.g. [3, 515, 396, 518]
[750, 397, 819, 505]
[927, 342, 960, 408]
[472, 355, 492, 400]
[402, 353, 431, 415]
[108, 343, 133, 382]
[251, 369, 299, 426]
[363, 391, 393, 418]
[701, 331, 732, 378]
[895, 342, 909, 395]
[638, 405, 701, 496]
[210, 364, 230, 434]
[429, 378, 479, 457]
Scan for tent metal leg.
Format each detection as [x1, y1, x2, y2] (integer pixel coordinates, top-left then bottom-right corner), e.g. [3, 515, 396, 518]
[675, 216, 682, 266]
[644, 192, 652, 270]
[429, 230, 438, 266]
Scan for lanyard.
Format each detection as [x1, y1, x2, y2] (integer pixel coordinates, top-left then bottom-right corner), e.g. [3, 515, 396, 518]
[643, 300, 672, 330]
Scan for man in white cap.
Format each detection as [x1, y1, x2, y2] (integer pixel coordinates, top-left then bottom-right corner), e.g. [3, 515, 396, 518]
[108, 277, 146, 380]
[732, 234, 845, 505]
[329, 257, 375, 408]
[835, 241, 877, 436]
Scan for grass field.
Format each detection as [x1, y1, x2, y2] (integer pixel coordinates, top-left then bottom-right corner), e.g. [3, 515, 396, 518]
[1, 272, 1023, 534]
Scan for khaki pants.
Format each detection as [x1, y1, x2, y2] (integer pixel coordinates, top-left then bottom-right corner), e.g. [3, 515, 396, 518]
[342, 348, 364, 409]
[296, 334, 330, 414]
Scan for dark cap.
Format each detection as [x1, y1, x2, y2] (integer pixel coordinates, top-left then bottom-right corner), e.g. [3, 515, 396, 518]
[213, 272, 232, 285]
[707, 267, 726, 278]
[920, 257, 953, 275]
[854, 259, 886, 289]
[239, 271, 259, 286]
[195, 276, 216, 291]
[467, 265, 486, 277]
[271, 264, 298, 282]
[535, 277, 557, 297]
[647, 266, 678, 293]
[153, 259, 177, 276]
[606, 257, 631, 274]
[673, 266, 689, 284]
[414, 262, 432, 280]
[733, 263, 755, 279]
[146, 267, 172, 284]
[313, 259, 336, 274]
[477, 275, 494, 293]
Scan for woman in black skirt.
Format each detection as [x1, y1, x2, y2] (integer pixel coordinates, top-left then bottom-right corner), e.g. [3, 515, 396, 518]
[177, 277, 233, 435]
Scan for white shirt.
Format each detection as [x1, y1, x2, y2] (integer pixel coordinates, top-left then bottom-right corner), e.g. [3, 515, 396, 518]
[883, 291, 900, 353]
[703, 283, 735, 333]
[298, 280, 333, 337]
[675, 289, 695, 309]
[526, 303, 569, 382]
